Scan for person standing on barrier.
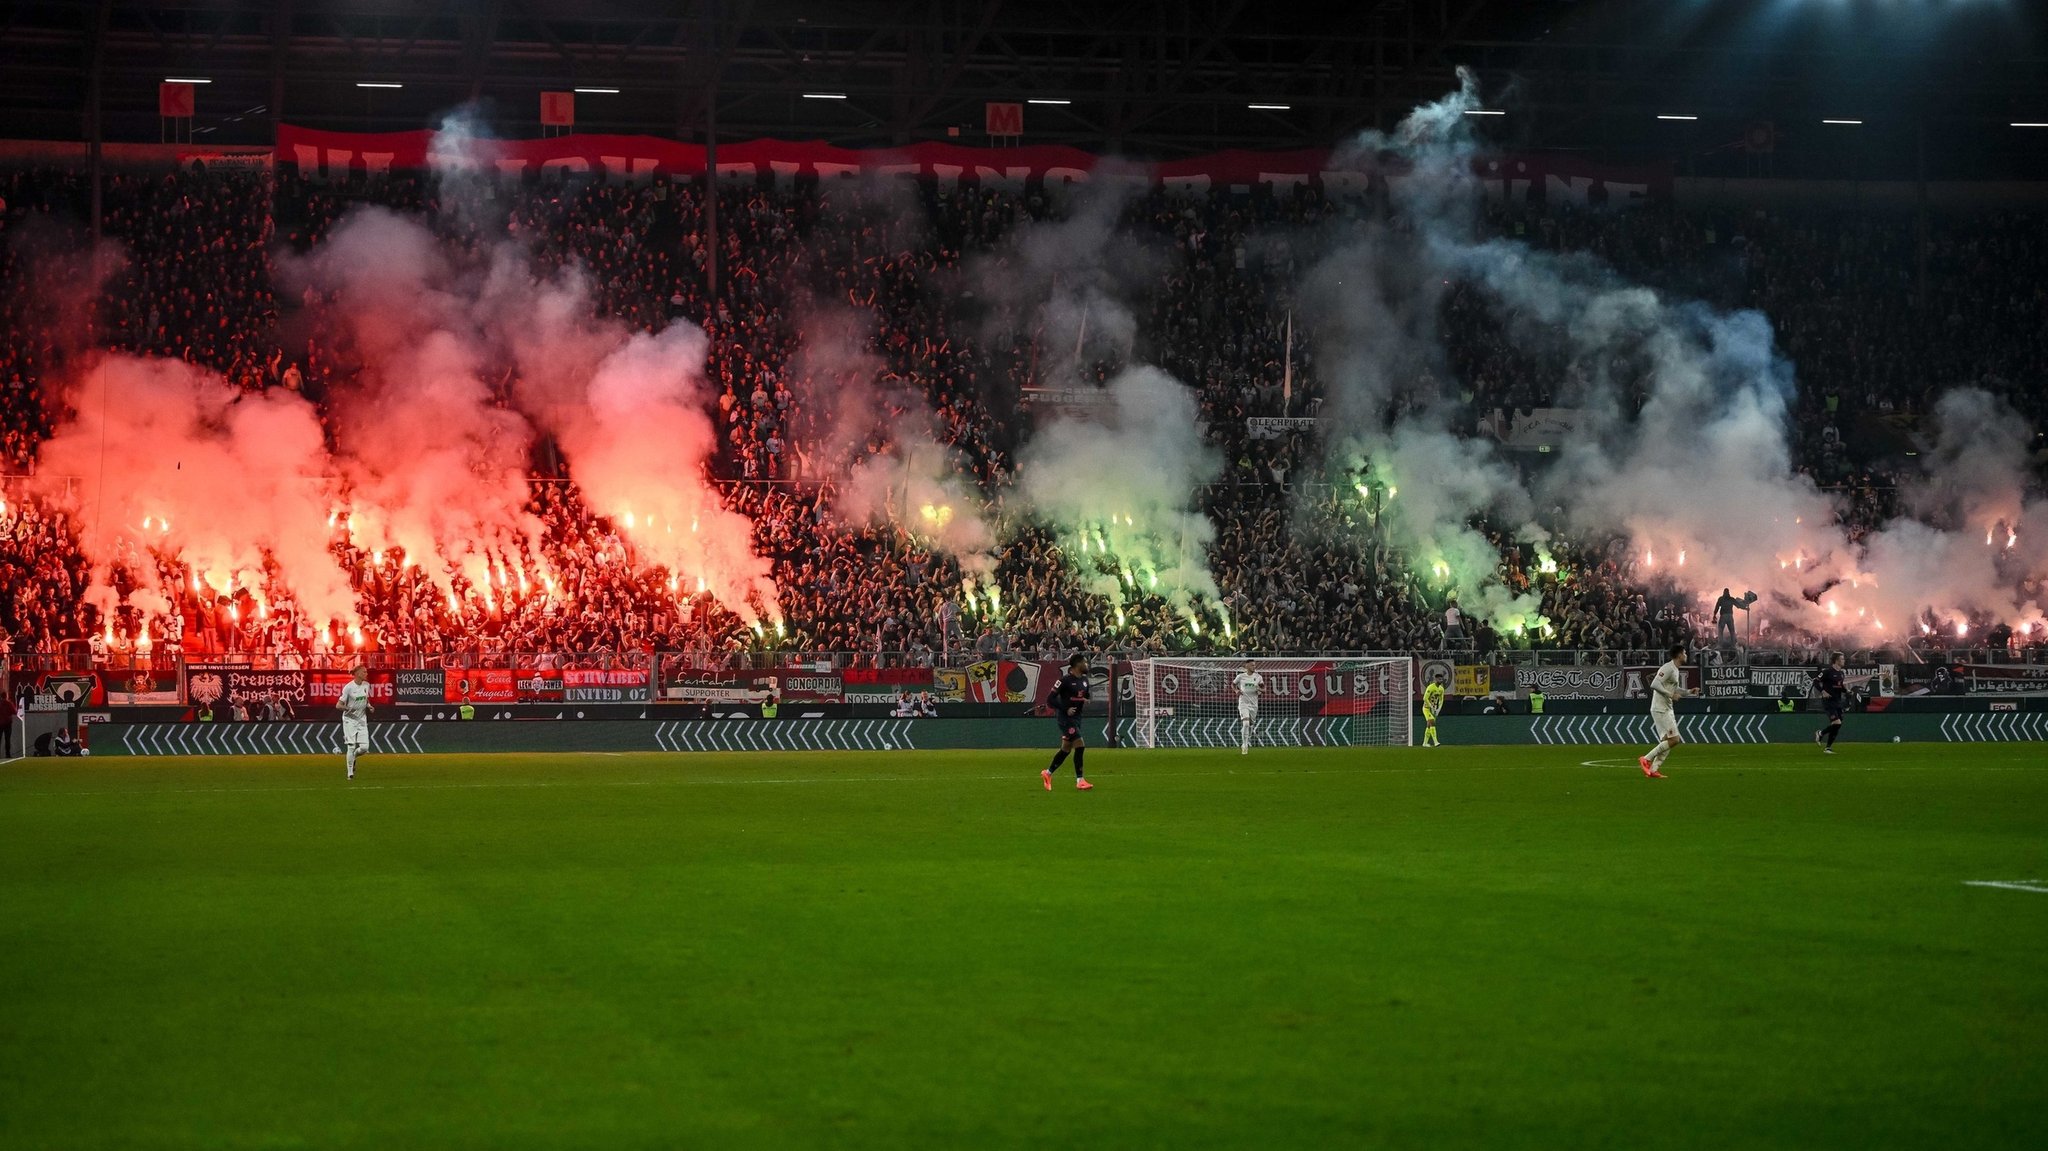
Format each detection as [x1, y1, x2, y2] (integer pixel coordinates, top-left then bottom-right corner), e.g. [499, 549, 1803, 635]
[1714, 589, 1741, 650]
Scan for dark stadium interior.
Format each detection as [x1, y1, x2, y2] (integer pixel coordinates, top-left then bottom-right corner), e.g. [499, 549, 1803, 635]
[0, 1, 2043, 175]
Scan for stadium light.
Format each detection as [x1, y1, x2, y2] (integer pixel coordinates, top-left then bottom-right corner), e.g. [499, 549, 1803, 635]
[1028, 98, 1071, 105]
[2014, 122, 2048, 128]
[1656, 114, 1698, 121]
[802, 92, 848, 100]
[1463, 109, 1505, 116]
[1247, 103, 1291, 111]
[574, 87, 620, 94]
[163, 77, 211, 84]
[356, 82, 403, 89]
[1822, 119, 1863, 125]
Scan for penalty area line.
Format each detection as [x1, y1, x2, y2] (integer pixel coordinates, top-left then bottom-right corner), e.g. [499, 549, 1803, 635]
[1576, 757, 2043, 773]
[1963, 880, 2048, 894]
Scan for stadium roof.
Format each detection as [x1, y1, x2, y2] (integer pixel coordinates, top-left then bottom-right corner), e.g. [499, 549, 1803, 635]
[1, 1, 2043, 179]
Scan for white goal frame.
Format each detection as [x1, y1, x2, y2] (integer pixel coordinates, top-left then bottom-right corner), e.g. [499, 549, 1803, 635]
[1128, 656, 1415, 749]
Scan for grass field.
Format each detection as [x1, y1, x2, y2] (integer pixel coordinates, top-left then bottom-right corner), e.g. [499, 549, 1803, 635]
[2, 743, 2045, 1150]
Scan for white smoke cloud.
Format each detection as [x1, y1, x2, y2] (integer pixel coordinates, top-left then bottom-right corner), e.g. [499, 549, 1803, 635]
[280, 206, 543, 597]
[1302, 75, 2048, 648]
[787, 304, 999, 575]
[1017, 366, 1223, 621]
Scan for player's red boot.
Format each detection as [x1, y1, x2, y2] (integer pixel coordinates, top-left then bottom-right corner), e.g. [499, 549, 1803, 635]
[1075, 779, 1094, 790]
[1041, 769, 1053, 791]
[1639, 756, 1661, 778]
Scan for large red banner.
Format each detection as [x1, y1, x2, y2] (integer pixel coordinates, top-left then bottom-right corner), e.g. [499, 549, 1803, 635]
[275, 125, 1670, 203]
[446, 668, 517, 704]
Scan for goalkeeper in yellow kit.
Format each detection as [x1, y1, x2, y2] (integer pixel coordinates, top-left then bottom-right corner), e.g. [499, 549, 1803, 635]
[1421, 679, 1446, 747]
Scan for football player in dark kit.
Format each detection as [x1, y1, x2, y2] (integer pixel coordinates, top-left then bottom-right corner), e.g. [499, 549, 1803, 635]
[1042, 654, 1095, 791]
[1813, 652, 1848, 754]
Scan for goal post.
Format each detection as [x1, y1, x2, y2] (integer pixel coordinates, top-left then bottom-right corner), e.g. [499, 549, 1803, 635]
[1129, 656, 1414, 749]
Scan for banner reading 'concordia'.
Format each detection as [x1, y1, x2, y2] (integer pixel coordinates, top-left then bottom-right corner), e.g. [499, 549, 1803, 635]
[276, 125, 1671, 204]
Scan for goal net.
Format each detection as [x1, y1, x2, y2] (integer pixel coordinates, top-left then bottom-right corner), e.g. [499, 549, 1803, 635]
[1129, 657, 1414, 749]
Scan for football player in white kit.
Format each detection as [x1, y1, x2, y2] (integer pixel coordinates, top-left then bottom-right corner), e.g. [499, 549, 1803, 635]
[337, 665, 372, 780]
[1638, 645, 1689, 779]
[1233, 659, 1264, 755]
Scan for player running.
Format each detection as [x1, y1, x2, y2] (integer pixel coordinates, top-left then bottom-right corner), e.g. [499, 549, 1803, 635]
[1813, 652, 1847, 754]
[1233, 659, 1264, 755]
[1638, 645, 1689, 778]
[1421, 677, 1446, 747]
[338, 665, 372, 780]
[1042, 654, 1094, 791]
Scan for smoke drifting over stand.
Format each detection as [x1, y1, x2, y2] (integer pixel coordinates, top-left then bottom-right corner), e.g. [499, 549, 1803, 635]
[278, 111, 779, 624]
[983, 177, 1230, 633]
[1299, 73, 2045, 645]
[1018, 366, 1224, 625]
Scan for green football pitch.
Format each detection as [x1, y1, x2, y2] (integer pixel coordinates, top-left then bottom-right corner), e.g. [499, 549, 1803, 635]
[3, 744, 2044, 1150]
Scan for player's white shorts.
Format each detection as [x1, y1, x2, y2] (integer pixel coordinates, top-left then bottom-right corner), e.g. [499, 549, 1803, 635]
[1651, 709, 1679, 742]
[1238, 702, 1258, 722]
[341, 717, 369, 750]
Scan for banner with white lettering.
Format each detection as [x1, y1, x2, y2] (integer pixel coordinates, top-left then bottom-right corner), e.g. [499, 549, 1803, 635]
[1514, 666, 1624, 699]
[1246, 417, 1319, 440]
[563, 667, 653, 704]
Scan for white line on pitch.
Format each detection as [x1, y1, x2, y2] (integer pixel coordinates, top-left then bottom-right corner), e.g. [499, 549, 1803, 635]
[1963, 880, 2048, 894]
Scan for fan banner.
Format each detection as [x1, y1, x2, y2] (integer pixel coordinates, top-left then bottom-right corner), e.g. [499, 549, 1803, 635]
[842, 666, 935, 703]
[562, 668, 653, 703]
[1453, 665, 1492, 696]
[102, 668, 182, 706]
[1513, 666, 1625, 699]
[1893, 662, 2048, 696]
[445, 668, 517, 704]
[393, 669, 446, 705]
[661, 670, 842, 703]
[276, 125, 1671, 203]
[1701, 651, 1751, 698]
[185, 664, 312, 709]
[516, 670, 566, 703]
[1623, 664, 1704, 699]
[306, 668, 392, 706]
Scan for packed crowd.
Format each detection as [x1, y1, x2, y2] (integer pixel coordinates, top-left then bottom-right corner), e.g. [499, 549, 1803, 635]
[2, 160, 2044, 669]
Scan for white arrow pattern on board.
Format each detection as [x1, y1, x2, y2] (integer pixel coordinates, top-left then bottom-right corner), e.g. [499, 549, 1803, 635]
[105, 722, 440, 756]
